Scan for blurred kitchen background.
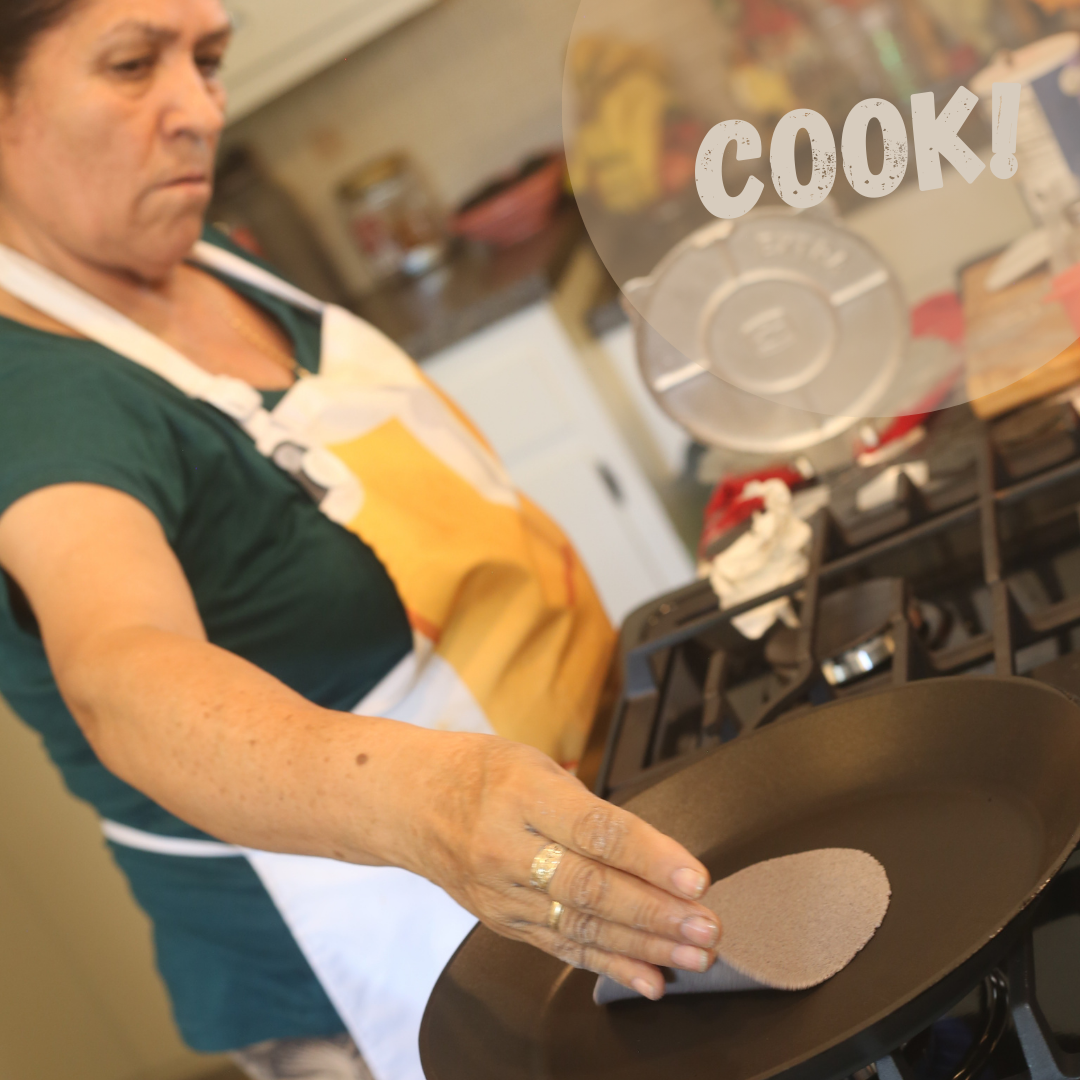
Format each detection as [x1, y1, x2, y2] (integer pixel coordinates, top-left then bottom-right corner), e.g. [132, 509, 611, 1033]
[5, 0, 1080, 1076]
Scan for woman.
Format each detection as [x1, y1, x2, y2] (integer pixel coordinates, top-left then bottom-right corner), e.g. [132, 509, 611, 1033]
[0, 2, 722, 1078]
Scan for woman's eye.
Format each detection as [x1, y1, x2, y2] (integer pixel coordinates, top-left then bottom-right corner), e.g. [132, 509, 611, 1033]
[111, 56, 155, 77]
[196, 54, 225, 78]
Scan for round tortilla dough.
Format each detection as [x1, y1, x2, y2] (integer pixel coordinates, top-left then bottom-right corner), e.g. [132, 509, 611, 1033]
[704, 848, 891, 991]
[594, 848, 891, 1004]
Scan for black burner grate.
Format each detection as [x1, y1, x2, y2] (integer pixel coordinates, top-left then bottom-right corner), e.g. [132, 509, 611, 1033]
[597, 411, 1080, 802]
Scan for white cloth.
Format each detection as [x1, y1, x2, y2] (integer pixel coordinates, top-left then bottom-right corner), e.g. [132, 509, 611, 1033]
[231, 1032, 373, 1080]
[243, 649, 496, 1080]
[707, 480, 812, 639]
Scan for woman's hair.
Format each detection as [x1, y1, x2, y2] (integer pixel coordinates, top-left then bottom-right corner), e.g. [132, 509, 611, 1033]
[0, 0, 83, 88]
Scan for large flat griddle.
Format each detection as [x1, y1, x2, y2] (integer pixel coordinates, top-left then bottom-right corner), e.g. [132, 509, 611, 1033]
[420, 678, 1080, 1080]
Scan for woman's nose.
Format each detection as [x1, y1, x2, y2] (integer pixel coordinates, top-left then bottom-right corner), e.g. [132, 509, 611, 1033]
[161, 60, 227, 142]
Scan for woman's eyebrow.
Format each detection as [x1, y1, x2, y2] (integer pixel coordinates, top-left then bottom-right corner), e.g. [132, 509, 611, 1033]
[196, 26, 233, 49]
[98, 20, 233, 48]
[99, 20, 179, 47]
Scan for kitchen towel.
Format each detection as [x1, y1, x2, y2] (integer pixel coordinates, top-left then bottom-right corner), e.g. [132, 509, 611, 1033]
[595, 848, 891, 1004]
[708, 479, 813, 640]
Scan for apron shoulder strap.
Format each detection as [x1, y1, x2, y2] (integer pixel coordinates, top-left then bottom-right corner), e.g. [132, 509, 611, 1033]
[191, 241, 326, 316]
[0, 242, 230, 403]
[0, 241, 327, 422]
[0, 242, 362, 524]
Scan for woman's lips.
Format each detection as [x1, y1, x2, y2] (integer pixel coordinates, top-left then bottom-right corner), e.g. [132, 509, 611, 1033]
[165, 175, 211, 188]
[152, 169, 212, 192]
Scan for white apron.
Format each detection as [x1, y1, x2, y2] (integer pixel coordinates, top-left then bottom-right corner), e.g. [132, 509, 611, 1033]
[0, 241, 615, 1080]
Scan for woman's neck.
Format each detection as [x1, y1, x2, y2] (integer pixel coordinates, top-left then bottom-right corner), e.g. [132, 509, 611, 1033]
[0, 207, 192, 334]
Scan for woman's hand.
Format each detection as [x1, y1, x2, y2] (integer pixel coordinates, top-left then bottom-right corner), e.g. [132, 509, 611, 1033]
[415, 734, 720, 1000]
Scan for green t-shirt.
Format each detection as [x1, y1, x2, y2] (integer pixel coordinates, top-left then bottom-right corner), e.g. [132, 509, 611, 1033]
[0, 231, 413, 1050]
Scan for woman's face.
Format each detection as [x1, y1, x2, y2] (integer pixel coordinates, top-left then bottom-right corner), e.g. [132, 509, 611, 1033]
[0, 0, 231, 280]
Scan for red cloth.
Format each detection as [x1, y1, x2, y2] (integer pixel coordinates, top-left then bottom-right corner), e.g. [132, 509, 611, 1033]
[740, 0, 803, 37]
[1048, 264, 1080, 336]
[911, 291, 964, 345]
[699, 466, 804, 559]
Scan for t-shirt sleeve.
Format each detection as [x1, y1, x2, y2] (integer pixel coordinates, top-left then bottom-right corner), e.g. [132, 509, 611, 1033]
[0, 347, 188, 540]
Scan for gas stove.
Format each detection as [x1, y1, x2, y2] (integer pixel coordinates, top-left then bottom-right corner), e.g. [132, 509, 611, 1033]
[590, 396, 1080, 1080]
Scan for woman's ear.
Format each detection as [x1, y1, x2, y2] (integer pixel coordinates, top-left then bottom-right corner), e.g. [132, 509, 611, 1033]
[0, 76, 22, 130]
[0, 79, 27, 147]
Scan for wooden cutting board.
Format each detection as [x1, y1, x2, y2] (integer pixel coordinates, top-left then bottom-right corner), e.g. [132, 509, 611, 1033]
[963, 254, 1080, 419]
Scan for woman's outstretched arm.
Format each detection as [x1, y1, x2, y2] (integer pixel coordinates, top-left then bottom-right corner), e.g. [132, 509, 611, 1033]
[0, 482, 720, 998]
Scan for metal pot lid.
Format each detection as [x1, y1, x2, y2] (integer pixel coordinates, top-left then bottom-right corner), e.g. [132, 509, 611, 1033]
[626, 212, 907, 455]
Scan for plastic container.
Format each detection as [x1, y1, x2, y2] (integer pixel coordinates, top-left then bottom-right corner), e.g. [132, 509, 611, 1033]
[338, 154, 447, 281]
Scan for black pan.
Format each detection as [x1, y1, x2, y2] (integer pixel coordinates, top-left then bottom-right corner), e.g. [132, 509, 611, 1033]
[420, 677, 1080, 1080]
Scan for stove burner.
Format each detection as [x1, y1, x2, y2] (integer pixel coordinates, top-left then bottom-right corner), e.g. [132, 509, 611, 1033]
[822, 631, 896, 686]
[764, 580, 951, 688]
[886, 968, 1009, 1080]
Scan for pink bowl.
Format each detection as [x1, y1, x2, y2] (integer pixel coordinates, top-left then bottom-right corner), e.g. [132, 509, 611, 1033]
[450, 154, 565, 249]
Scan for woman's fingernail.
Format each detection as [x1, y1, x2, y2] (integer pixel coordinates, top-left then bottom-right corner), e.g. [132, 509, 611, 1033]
[631, 976, 663, 1000]
[681, 915, 720, 947]
[672, 945, 712, 973]
[673, 867, 707, 898]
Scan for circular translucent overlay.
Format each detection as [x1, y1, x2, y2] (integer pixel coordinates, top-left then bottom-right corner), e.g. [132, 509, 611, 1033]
[563, 1, 1080, 453]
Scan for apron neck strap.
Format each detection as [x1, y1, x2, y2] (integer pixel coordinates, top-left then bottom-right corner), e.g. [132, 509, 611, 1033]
[190, 241, 326, 316]
[0, 239, 325, 413]
[0, 240, 365, 524]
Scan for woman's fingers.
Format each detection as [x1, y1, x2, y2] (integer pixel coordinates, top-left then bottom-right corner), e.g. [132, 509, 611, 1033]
[515, 888, 715, 973]
[545, 931, 668, 999]
[541, 847, 720, 948]
[532, 786, 712, 903]
[521, 782, 721, 946]
[545, 932, 667, 1000]
[498, 897, 671, 999]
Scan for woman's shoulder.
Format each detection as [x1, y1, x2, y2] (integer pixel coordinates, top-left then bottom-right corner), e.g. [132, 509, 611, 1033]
[0, 318, 172, 411]
[0, 295, 199, 383]
[0, 317, 101, 388]
[0, 315, 200, 476]
[0, 320, 193, 536]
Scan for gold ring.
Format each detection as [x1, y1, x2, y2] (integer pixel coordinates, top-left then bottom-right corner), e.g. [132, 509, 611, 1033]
[547, 900, 564, 932]
[529, 842, 565, 893]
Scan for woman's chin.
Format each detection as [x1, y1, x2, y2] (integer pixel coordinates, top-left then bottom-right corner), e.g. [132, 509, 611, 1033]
[99, 215, 209, 283]
[138, 188, 212, 246]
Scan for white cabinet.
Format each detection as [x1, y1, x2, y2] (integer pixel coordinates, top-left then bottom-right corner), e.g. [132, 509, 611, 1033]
[597, 322, 693, 482]
[424, 303, 695, 625]
[222, 0, 439, 120]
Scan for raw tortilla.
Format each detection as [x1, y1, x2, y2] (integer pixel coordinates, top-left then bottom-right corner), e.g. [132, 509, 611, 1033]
[595, 848, 891, 1004]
